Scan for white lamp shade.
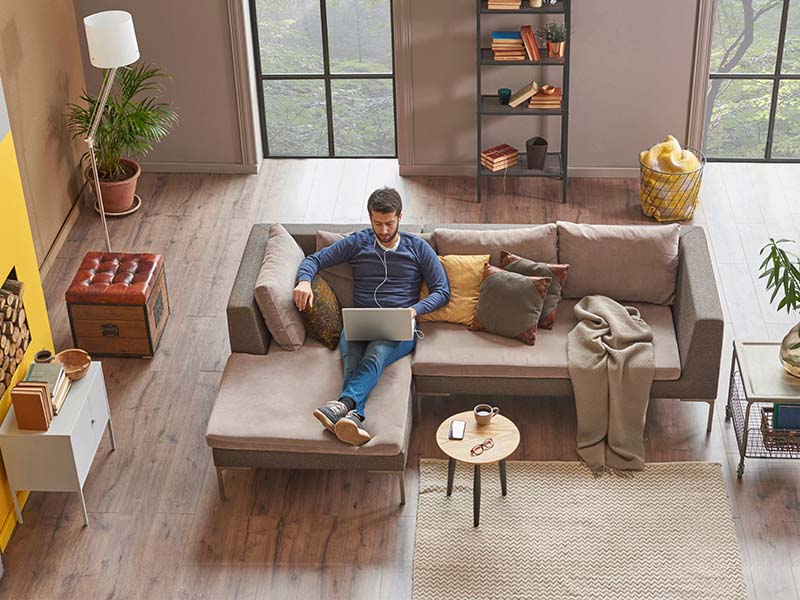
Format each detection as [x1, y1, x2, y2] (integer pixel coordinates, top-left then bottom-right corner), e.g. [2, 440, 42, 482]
[84, 11, 139, 68]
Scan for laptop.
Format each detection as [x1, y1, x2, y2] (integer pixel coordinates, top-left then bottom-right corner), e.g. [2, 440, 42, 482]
[342, 308, 415, 341]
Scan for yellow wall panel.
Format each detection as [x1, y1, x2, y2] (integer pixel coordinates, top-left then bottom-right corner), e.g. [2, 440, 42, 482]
[0, 130, 54, 551]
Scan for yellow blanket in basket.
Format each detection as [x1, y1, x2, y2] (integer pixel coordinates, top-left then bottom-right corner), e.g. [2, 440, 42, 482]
[640, 135, 700, 173]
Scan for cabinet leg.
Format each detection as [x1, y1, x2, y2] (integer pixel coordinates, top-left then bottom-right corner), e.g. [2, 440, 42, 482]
[446, 458, 455, 496]
[11, 489, 22, 524]
[107, 417, 117, 451]
[79, 488, 89, 527]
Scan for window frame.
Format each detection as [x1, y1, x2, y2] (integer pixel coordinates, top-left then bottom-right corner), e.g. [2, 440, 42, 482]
[706, 0, 800, 163]
[248, 0, 399, 159]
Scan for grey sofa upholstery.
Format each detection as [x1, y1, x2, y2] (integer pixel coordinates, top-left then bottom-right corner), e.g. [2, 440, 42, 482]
[208, 222, 724, 503]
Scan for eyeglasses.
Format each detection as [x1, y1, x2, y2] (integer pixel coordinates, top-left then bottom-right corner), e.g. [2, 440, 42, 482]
[470, 438, 494, 456]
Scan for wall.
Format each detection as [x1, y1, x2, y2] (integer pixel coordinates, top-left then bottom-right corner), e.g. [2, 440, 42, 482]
[0, 1, 88, 264]
[396, 0, 700, 176]
[0, 75, 55, 552]
[73, 0, 260, 174]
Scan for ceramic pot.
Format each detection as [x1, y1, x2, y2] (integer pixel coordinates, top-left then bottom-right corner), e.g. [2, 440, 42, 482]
[530, 0, 543, 6]
[547, 41, 565, 59]
[780, 322, 800, 377]
[85, 157, 141, 214]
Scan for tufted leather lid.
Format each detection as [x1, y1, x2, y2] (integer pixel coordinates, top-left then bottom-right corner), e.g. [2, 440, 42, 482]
[65, 252, 164, 305]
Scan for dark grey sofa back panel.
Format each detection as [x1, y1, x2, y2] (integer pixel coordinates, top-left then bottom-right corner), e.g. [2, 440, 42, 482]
[227, 224, 272, 355]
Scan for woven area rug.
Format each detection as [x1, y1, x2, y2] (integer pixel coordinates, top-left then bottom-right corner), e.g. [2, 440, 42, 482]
[414, 460, 746, 600]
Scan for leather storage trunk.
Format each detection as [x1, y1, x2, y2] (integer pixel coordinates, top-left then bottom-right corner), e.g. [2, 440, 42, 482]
[65, 252, 169, 357]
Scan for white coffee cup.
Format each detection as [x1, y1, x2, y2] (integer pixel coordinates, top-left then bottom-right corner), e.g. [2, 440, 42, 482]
[474, 403, 500, 426]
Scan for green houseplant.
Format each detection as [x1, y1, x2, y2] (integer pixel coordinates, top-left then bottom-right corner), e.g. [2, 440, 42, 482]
[759, 238, 800, 376]
[66, 62, 177, 213]
[539, 21, 567, 59]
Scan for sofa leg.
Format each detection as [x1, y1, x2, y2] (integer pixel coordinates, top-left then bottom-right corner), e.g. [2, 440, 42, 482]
[398, 471, 406, 506]
[706, 400, 715, 434]
[415, 394, 422, 422]
[216, 467, 226, 502]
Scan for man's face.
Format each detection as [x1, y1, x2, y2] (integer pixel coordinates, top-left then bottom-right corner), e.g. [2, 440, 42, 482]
[370, 210, 401, 245]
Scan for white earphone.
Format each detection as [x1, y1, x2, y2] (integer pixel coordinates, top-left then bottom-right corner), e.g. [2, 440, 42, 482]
[373, 238, 389, 309]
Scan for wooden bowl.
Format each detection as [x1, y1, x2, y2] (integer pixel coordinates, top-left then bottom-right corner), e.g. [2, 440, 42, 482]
[54, 349, 91, 381]
[541, 85, 556, 95]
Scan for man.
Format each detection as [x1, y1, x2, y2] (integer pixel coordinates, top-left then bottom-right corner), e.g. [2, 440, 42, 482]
[293, 187, 450, 446]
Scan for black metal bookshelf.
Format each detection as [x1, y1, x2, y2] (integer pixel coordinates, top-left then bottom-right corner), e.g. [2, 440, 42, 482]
[476, 0, 570, 203]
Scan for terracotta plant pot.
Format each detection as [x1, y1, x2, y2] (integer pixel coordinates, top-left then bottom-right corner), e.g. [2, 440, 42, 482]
[547, 41, 565, 59]
[85, 157, 141, 214]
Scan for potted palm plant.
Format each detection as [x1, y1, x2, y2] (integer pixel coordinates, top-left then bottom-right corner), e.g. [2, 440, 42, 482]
[760, 238, 800, 376]
[539, 21, 567, 59]
[66, 62, 178, 214]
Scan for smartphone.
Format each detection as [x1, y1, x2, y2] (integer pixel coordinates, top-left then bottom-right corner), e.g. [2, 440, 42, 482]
[449, 419, 466, 440]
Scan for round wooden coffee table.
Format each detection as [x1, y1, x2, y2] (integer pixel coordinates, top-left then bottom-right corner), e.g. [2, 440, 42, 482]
[436, 411, 520, 527]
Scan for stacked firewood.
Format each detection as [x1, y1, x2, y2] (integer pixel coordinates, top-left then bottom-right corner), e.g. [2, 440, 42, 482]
[0, 279, 30, 397]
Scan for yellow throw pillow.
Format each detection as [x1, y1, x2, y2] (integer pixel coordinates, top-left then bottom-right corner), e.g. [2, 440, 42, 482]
[418, 254, 490, 325]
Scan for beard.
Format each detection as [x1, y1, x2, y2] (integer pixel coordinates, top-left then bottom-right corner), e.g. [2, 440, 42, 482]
[374, 225, 399, 245]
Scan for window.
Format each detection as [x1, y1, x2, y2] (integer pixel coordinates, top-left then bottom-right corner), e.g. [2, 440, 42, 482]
[250, 0, 397, 158]
[704, 0, 799, 161]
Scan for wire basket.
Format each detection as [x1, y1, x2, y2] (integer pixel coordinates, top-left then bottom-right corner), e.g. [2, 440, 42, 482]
[639, 145, 706, 222]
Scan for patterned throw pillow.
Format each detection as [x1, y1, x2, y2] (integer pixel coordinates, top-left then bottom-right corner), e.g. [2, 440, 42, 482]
[499, 251, 570, 329]
[299, 275, 342, 350]
[418, 254, 490, 326]
[470, 264, 551, 346]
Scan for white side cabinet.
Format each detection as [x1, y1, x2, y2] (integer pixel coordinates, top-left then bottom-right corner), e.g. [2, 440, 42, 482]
[0, 361, 115, 526]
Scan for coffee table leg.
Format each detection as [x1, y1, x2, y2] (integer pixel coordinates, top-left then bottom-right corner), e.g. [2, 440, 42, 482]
[473, 464, 481, 528]
[500, 459, 507, 496]
[446, 458, 455, 496]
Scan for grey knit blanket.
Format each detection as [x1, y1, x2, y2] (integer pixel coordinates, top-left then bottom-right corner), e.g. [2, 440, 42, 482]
[568, 295, 655, 472]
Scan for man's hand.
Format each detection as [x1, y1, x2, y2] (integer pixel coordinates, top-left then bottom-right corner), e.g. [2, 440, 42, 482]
[410, 307, 417, 319]
[293, 280, 313, 311]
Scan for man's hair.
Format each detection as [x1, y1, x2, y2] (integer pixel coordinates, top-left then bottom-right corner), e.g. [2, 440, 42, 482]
[367, 187, 402, 216]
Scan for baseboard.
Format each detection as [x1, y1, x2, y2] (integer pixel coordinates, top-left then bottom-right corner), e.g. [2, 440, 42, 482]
[399, 164, 639, 178]
[139, 161, 259, 175]
[38, 196, 81, 278]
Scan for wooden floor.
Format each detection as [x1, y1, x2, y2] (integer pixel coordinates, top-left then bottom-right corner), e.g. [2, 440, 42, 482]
[2, 159, 800, 599]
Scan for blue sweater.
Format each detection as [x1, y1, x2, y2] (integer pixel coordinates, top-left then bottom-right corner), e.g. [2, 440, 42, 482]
[296, 229, 450, 315]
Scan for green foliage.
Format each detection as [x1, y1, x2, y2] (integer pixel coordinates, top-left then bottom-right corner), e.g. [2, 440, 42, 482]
[759, 238, 800, 314]
[539, 21, 567, 43]
[66, 62, 178, 180]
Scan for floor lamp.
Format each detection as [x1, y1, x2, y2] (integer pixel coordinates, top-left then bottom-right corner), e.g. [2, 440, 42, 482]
[82, 11, 139, 253]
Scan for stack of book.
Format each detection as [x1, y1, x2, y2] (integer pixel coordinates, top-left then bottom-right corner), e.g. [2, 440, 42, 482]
[25, 362, 71, 415]
[487, 0, 521, 8]
[491, 32, 525, 61]
[529, 87, 563, 110]
[481, 144, 519, 172]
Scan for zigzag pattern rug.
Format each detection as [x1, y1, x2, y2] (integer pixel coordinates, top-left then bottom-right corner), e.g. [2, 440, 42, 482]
[414, 459, 747, 600]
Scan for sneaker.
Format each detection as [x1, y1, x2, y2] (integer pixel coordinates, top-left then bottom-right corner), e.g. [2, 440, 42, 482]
[313, 400, 351, 433]
[334, 410, 372, 446]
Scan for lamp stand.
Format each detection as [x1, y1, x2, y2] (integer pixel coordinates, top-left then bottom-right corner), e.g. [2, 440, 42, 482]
[85, 67, 118, 253]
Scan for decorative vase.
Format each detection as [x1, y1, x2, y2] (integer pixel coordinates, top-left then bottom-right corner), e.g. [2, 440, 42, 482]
[85, 157, 141, 214]
[547, 41, 565, 59]
[525, 137, 548, 170]
[529, 0, 543, 7]
[779, 322, 800, 377]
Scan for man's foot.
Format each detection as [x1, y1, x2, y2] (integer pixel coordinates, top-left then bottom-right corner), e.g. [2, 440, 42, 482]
[313, 400, 352, 433]
[334, 410, 372, 446]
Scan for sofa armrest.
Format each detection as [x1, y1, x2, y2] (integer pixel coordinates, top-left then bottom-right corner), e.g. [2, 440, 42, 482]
[671, 227, 724, 399]
[226, 224, 271, 355]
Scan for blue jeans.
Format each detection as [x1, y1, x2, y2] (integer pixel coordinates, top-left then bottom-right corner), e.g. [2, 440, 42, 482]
[339, 329, 416, 418]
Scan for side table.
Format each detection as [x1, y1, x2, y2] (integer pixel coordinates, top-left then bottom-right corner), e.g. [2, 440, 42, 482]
[726, 341, 800, 478]
[0, 361, 115, 526]
[436, 411, 520, 527]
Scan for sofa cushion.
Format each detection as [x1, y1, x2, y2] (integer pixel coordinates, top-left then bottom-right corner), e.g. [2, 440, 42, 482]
[206, 339, 412, 456]
[557, 221, 680, 305]
[418, 254, 489, 325]
[300, 275, 342, 350]
[412, 299, 681, 381]
[500, 251, 570, 329]
[434, 224, 558, 266]
[254, 224, 306, 350]
[316, 230, 355, 308]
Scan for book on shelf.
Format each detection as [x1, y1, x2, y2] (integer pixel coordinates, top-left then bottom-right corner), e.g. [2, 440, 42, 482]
[520, 25, 540, 61]
[482, 159, 519, 172]
[25, 362, 65, 399]
[488, 1, 521, 8]
[481, 143, 518, 160]
[508, 81, 539, 108]
[11, 384, 51, 430]
[52, 378, 71, 415]
[491, 31, 523, 40]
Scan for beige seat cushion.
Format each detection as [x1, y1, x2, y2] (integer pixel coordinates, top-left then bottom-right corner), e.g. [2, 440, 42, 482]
[412, 299, 681, 381]
[206, 340, 412, 456]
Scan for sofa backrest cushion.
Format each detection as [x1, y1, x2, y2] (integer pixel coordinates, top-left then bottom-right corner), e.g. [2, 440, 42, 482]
[254, 224, 306, 350]
[557, 221, 680, 305]
[433, 224, 558, 266]
[316, 230, 355, 308]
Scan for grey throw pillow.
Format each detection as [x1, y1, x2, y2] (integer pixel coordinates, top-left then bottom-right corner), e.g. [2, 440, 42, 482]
[499, 251, 570, 329]
[254, 224, 306, 350]
[470, 264, 551, 346]
[316, 230, 354, 308]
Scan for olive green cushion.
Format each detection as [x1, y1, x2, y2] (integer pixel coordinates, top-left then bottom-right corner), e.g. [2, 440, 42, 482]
[300, 275, 342, 350]
[499, 251, 570, 329]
